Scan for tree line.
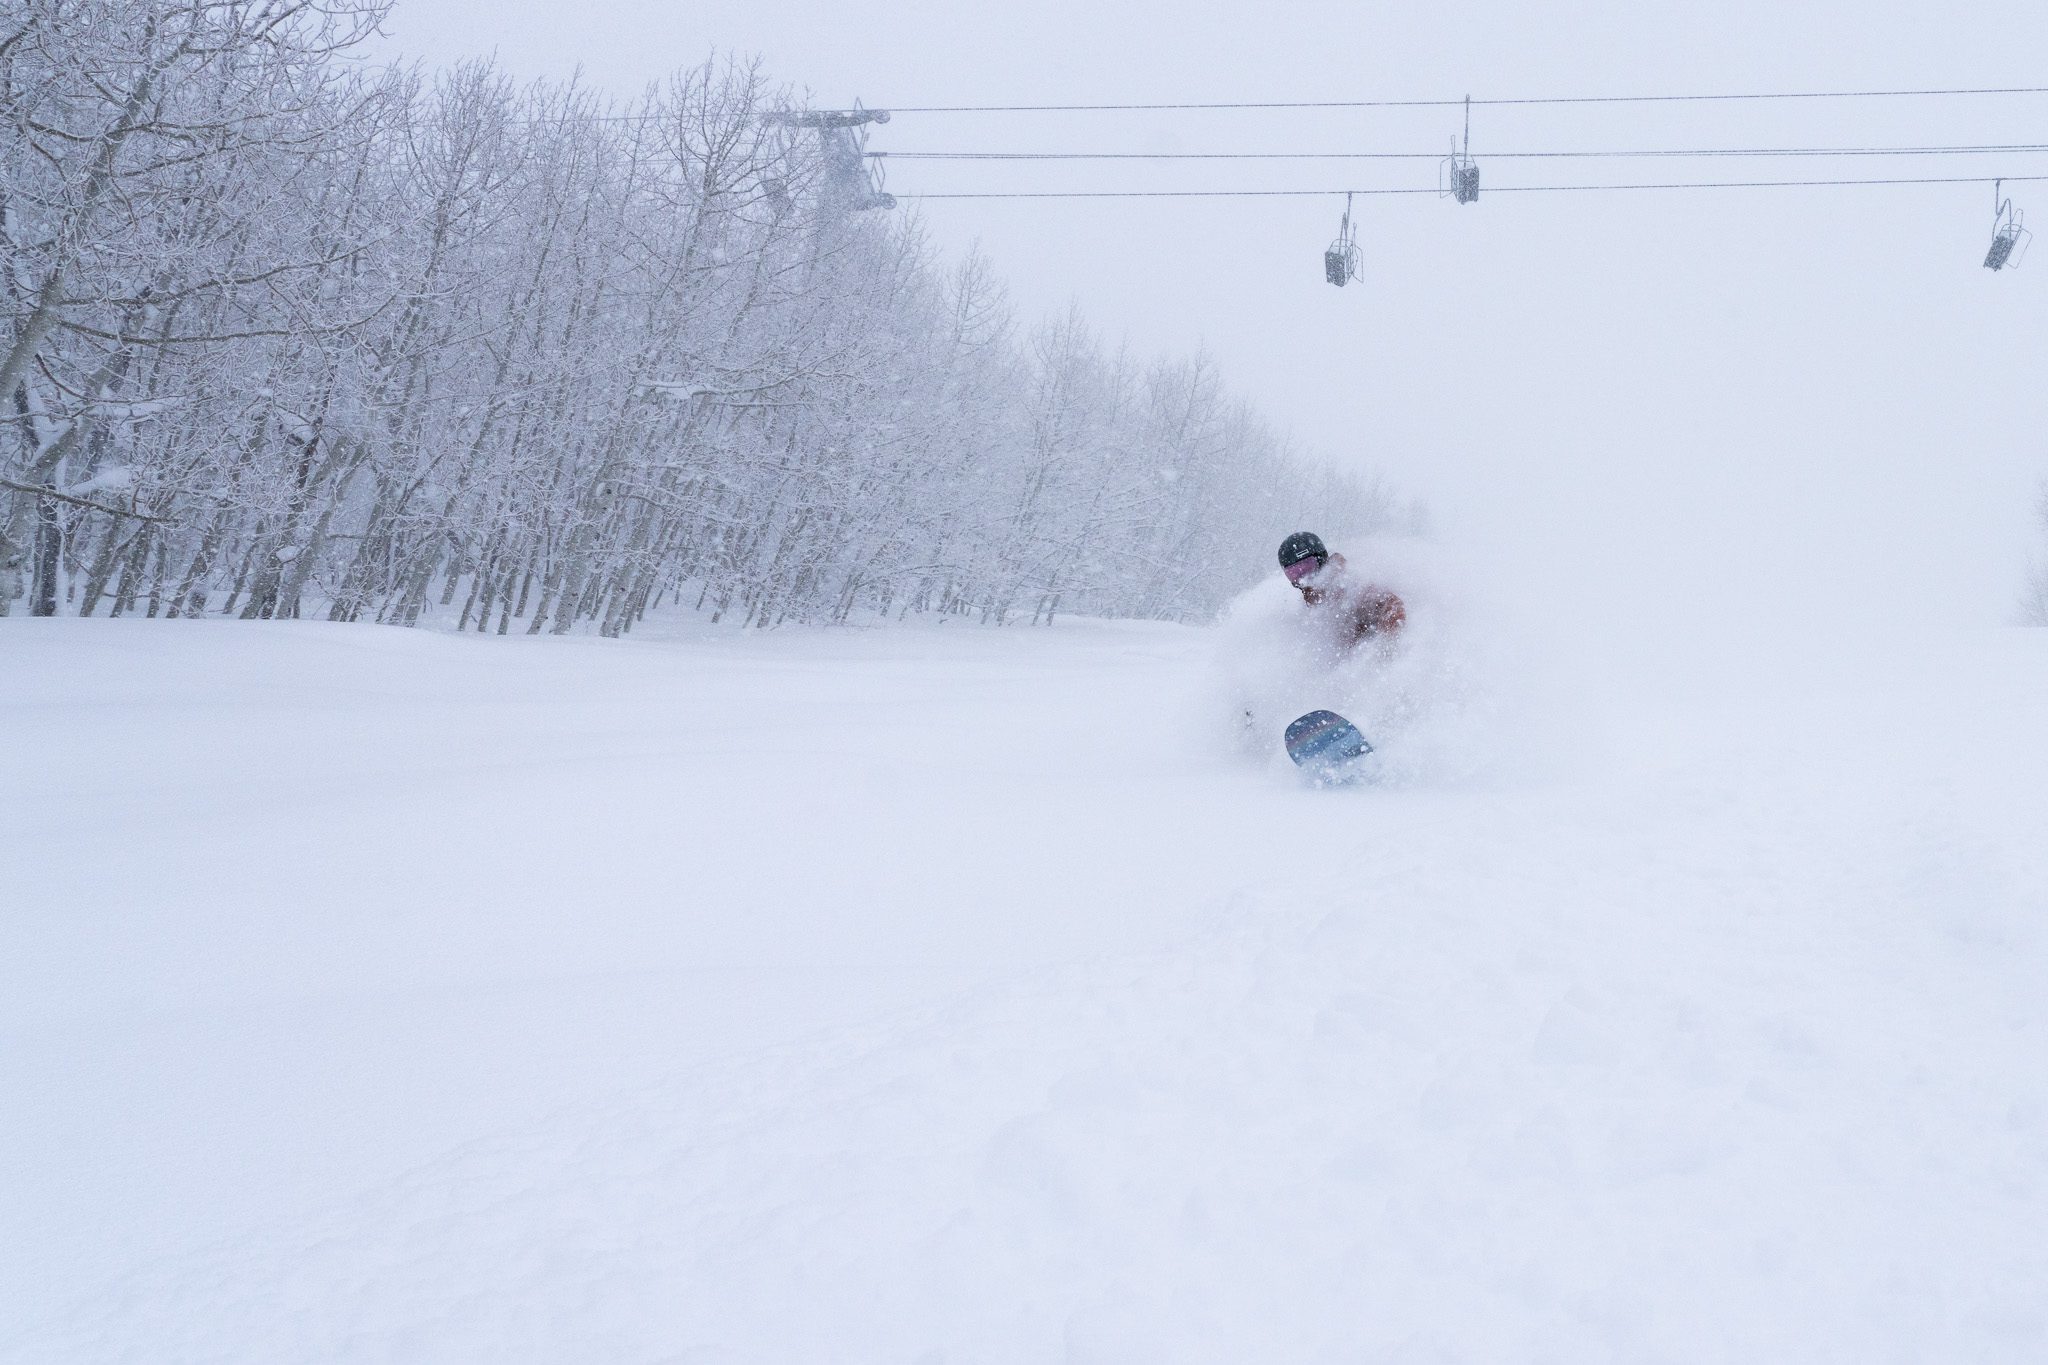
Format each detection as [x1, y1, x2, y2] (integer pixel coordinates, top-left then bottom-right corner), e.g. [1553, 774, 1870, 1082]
[2, 0, 1404, 632]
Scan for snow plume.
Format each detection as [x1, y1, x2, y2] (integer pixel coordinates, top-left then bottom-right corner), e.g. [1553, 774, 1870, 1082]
[1209, 536, 1571, 787]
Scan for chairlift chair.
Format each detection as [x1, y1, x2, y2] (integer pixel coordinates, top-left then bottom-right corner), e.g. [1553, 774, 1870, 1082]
[1440, 95, 1480, 204]
[1325, 193, 1361, 286]
[1985, 181, 2030, 271]
[1442, 153, 1480, 205]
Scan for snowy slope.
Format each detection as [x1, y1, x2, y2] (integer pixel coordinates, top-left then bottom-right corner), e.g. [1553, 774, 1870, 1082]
[4, 611, 2046, 1362]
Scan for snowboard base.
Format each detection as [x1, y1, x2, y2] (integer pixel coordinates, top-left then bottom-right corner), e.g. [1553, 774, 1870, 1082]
[1284, 709, 1373, 782]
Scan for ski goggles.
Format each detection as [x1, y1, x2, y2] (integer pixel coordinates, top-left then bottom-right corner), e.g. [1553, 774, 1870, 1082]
[1283, 556, 1326, 586]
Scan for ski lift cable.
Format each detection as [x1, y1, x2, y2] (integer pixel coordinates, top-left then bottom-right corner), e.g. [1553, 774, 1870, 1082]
[894, 172, 2048, 200]
[884, 85, 2048, 115]
[514, 85, 2048, 126]
[870, 143, 2048, 162]
[491, 89, 2048, 127]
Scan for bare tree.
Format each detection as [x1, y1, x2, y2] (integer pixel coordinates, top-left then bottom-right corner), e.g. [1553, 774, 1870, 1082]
[4, 19, 1401, 631]
[1, 0, 393, 612]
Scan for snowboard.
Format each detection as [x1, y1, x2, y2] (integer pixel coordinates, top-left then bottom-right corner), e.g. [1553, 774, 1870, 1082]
[1283, 709, 1373, 781]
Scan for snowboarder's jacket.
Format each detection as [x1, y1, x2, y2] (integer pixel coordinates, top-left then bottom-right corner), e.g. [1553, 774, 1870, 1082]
[1299, 553, 1405, 648]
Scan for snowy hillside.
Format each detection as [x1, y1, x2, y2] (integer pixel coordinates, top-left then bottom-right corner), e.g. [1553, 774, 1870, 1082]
[5, 612, 2046, 1362]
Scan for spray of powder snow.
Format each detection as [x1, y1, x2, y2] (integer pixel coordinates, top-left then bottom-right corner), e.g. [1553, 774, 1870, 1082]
[1205, 537, 1582, 788]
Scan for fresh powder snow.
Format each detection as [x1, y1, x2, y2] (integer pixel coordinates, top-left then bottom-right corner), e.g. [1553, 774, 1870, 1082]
[4, 605, 2045, 1362]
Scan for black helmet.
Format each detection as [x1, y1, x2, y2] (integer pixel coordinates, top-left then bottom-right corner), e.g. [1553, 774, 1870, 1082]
[1277, 531, 1327, 569]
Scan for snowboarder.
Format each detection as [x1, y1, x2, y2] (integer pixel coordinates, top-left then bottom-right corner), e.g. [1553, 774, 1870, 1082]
[1277, 531, 1405, 654]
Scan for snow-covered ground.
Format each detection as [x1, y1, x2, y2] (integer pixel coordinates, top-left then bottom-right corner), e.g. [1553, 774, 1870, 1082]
[4, 606, 2046, 1362]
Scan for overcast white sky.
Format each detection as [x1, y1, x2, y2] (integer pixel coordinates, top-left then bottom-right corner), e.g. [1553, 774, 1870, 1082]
[365, 0, 2048, 636]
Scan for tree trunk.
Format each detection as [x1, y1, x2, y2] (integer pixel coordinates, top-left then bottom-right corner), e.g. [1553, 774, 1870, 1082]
[29, 492, 60, 616]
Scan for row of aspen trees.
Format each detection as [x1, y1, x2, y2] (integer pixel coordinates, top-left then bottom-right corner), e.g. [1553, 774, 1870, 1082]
[2, 1, 1404, 631]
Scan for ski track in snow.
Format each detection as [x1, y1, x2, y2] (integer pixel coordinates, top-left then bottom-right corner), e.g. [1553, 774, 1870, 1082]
[3, 614, 2046, 1362]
